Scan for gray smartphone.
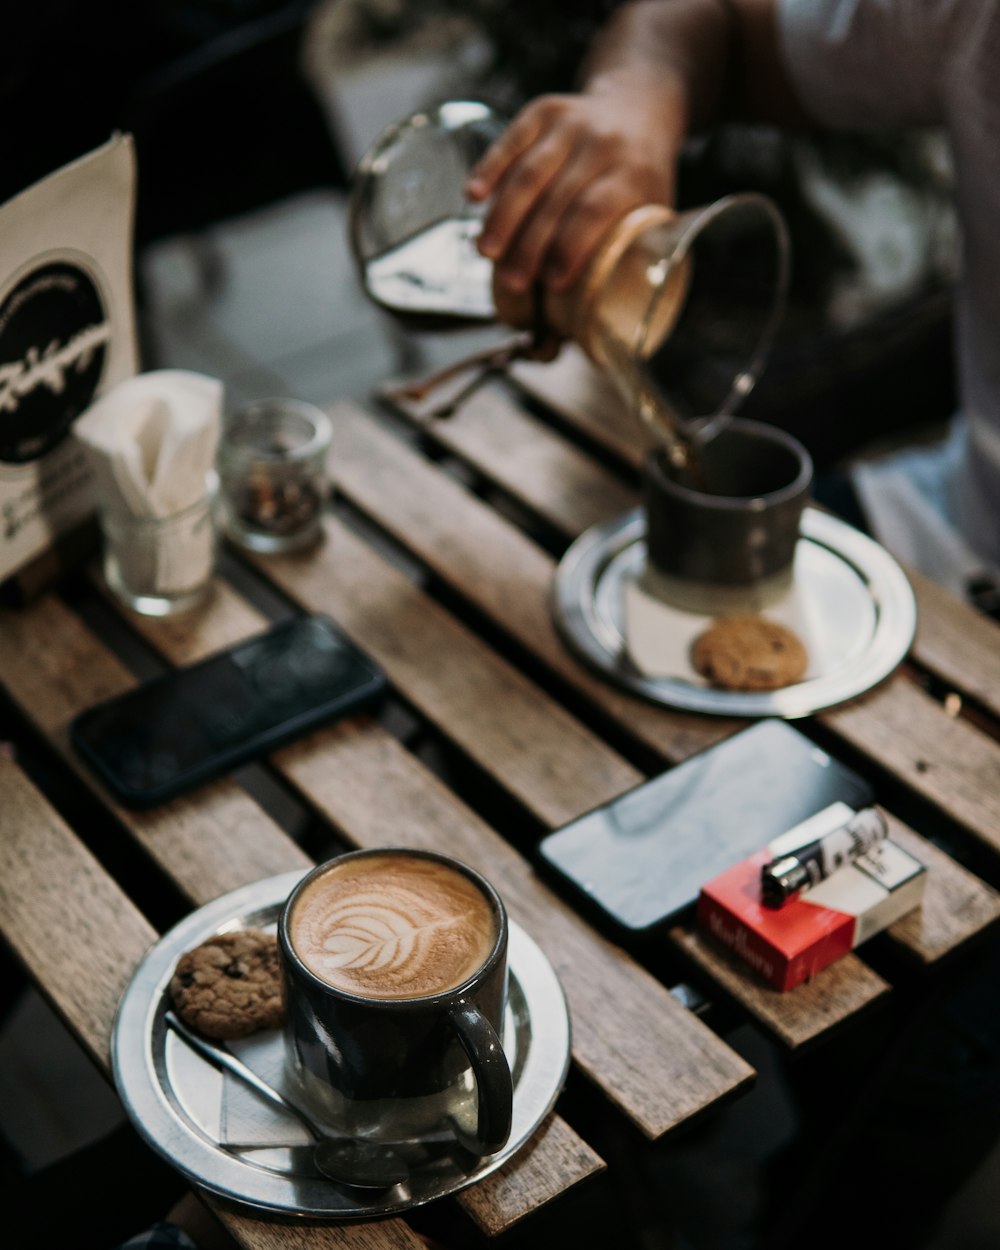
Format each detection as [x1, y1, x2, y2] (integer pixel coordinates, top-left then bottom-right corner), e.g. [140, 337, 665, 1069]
[538, 719, 873, 933]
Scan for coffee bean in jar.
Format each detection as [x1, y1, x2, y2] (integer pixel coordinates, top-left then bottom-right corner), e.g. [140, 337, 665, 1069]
[217, 399, 332, 553]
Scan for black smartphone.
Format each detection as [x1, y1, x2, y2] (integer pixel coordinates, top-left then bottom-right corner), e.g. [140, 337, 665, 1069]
[538, 719, 873, 934]
[71, 614, 387, 808]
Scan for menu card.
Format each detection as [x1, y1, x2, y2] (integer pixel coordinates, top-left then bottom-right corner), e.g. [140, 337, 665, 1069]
[0, 134, 138, 583]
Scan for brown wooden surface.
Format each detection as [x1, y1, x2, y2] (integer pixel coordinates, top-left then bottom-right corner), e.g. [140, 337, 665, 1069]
[105, 574, 757, 1140]
[0, 757, 157, 1071]
[332, 396, 733, 765]
[3, 338, 1000, 1245]
[381, 371, 1000, 848]
[456, 1114, 606, 1237]
[669, 928, 889, 1051]
[902, 571, 1000, 723]
[0, 760, 427, 1250]
[885, 815, 1000, 962]
[0, 594, 606, 1234]
[824, 678, 1000, 854]
[337, 399, 1000, 971]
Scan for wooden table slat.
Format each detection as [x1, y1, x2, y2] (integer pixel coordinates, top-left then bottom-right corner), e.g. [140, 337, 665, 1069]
[335, 396, 733, 765]
[824, 678, 1000, 855]
[0, 597, 603, 1234]
[108, 578, 757, 1139]
[384, 380, 637, 535]
[508, 347, 651, 465]
[509, 348, 1000, 727]
[251, 513, 645, 830]
[885, 815, 1000, 961]
[0, 757, 156, 1068]
[380, 382, 1000, 858]
[668, 929, 889, 1050]
[456, 1115, 605, 1237]
[0, 759, 423, 1250]
[329, 399, 1000, 958]
[908, 566, 1000, 721]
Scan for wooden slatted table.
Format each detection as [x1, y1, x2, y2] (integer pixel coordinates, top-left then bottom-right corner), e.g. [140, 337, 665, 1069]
[2, 343, 999, 1249]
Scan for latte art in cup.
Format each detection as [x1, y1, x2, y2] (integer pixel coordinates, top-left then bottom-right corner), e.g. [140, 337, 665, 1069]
[288, 852, 498, 999]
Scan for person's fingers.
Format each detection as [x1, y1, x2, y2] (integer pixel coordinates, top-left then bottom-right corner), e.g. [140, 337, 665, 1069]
[490, 134, 623, 290]
[465, 96, 563, 199]
[469, 92, 678, 295]
[475, 128, 581, 270]
[541, 174, 659, 291]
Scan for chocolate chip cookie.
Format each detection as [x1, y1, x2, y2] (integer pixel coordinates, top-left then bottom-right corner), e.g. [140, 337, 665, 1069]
[169, 929, 285, 1039]
[691, 615, 808, 691]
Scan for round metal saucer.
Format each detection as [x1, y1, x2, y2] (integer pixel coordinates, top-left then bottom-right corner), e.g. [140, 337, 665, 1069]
[552, 506, 916, 718]
[111, 870, 571, 1219]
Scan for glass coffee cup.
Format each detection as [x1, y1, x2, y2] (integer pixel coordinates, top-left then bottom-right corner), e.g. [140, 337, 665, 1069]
[278, 847, 513, 1168]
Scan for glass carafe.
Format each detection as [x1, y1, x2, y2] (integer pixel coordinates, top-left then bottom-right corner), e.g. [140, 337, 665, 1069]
[349, 100, 504, 330]
[349, 100, 790, 449]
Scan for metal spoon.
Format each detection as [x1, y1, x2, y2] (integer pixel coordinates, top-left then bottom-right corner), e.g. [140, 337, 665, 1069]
[164, 1011, 409, 1189]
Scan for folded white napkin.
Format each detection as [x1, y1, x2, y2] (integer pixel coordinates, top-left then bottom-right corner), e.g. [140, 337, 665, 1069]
[625, 569, 821, 683]
[74, 370, 222, 599]
[74, 369, 222, 518]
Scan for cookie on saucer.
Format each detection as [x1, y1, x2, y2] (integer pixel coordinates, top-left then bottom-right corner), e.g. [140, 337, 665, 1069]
[169, 929, 285, 1039]
[691, 615, 808, 691]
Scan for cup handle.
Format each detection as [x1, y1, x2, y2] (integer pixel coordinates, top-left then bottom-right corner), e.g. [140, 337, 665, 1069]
[449, 1001, 513, 1156]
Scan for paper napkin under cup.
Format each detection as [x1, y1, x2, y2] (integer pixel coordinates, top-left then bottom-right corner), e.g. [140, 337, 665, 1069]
[624, 558, 823, 683]
[74, 370, 222, 599]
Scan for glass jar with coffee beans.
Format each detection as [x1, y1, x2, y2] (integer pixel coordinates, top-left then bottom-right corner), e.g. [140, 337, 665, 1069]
[217, 399, 332, 553]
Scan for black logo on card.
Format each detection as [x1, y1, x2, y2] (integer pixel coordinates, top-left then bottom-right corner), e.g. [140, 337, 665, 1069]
[0, 261, 110, 464]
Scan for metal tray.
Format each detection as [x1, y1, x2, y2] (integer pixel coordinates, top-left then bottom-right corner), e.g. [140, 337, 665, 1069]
[552, 507, 916, 718]
[111, 870, 571, 1219]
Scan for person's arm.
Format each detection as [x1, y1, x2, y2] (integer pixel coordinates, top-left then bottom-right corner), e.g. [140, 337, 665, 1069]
[468, 0, 806, 297]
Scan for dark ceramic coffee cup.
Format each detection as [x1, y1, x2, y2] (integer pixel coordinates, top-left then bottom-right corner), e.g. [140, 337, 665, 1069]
[643, 418, 813, 612]
[278, 848, 512, 1161]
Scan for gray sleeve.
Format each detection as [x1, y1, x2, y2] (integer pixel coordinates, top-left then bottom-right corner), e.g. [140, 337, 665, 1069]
[777, 0, 952, 128]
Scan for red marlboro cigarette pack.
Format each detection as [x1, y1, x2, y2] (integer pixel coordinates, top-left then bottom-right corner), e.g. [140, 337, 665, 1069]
[696, 806, 926, 991]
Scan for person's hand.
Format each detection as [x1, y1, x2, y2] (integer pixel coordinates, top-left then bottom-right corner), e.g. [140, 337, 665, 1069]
[466, 82, 685, 298]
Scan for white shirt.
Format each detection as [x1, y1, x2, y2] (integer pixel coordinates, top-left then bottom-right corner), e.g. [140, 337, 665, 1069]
[779, 0, 1000, 590]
